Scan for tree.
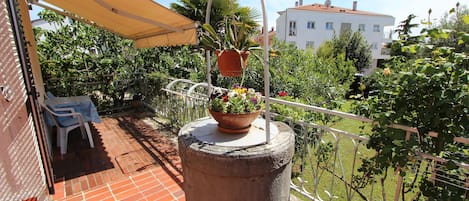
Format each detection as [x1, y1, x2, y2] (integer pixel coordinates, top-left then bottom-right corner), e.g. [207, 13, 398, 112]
[433, 3, 469, 52]
[171, 0, 259, 32]
[345, 31, 372, 71]
[391, 14, 419, 57]
[438, 3, 469, 32]
[35, 10, 204, 110]
[318, 30, 372, 71]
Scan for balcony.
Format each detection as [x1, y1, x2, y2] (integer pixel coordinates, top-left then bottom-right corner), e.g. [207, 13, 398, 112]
[47, 76, 468, 201]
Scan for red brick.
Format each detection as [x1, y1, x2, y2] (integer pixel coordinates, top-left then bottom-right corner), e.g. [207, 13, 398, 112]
[53, 191, 65, 200]
[94, 173, 104, 186]
[80, 178, 89, 191]
[85, 191, 113, 201]
[65, 181, 73, 196]
[167, 184, 182, 193]
[84, 186, 109, 199]
[152, 168, 165, 176]
[55, 180, 65, 189]
[111, 182, 135, 195]
[71, 180, 82, 195]
[121, 192, 144, 201]
[64, 194, 84, 201]
[132, 171, 154, 182]
[145, 189, 171, 201]
[160, 177, 177, 187]
[114, 188, 140, 200]
[173, 190, 184, 198]
[109, 178, 133, 189]
[156, 194, 174, 201]
[88, 175, 97, 188]
[133, 176, 155, 187]
[137, 180, 163, 191]
[99, 197, 116, 201]
[141, 184, 165, 196]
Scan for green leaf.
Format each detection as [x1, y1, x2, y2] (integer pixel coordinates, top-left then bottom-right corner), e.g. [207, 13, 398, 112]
[463, 15, 469, 25]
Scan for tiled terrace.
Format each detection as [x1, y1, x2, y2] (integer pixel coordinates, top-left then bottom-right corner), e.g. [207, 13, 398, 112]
[51, 112, 184, 201]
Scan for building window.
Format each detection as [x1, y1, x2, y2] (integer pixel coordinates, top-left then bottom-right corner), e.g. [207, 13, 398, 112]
[307, 21, 315, 29]
[289, 21, 296, 36]
[306, 41, 315, 49]
[359, 24, 365, 31]
[373, 24, 380, 32]
[340, 23, 351, 33]
[326, 22, 333, 30]
[372, 42, 378, 49]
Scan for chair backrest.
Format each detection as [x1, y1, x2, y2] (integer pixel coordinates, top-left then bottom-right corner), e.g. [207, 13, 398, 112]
[40, 103, 61, 128]
[46, 91, 56, 99]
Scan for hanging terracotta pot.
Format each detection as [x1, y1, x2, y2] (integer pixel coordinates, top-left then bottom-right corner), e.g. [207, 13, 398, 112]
[209, 109, 261, 134]
[215, 50, 249, 77]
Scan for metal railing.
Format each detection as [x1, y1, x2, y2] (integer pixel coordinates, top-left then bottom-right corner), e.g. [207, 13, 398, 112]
[153, 79, 468, 201]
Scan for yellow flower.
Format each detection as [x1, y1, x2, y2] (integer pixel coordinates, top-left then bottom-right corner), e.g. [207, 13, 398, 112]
[383, 68, 391, 76]
[234, 87, 247, 95]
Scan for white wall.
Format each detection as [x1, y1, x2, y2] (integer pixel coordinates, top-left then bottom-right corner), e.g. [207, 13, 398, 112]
[276, 11, 286, 42]
[276, 8, 395, 66]
[31, 18, 68, 31]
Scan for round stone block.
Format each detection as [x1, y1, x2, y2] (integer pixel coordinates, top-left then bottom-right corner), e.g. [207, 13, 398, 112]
[178, 117, 295, 201]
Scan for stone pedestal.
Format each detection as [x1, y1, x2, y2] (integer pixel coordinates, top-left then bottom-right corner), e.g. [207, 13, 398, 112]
[178, 118, 295, 201]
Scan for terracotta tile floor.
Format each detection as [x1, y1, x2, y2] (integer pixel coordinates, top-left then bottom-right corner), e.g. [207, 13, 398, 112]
[51, 113, 184, 201]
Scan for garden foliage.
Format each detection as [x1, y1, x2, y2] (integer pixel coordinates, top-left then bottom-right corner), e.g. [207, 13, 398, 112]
[353, 6, 469, 200]
[35, 10, 204, 111]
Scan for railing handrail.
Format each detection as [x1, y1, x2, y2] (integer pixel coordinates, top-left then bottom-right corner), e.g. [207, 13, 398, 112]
[168, 80, 469, 144]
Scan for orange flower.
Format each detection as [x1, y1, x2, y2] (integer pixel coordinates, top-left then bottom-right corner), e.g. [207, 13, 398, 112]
[383, 68, 391, 76]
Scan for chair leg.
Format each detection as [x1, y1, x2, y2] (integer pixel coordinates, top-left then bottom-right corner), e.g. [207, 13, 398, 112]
[56, 127, 61, 148]
[80, 125, 86, 139]
[59, 128, 68, 155]
[84, 123, 94, 148]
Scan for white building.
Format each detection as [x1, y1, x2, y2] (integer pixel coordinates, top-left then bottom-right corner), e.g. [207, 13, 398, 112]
[276, 1, 395, 69]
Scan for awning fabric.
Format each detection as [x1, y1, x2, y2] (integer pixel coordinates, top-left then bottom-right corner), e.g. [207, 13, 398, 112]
[40, 0, 198, 48]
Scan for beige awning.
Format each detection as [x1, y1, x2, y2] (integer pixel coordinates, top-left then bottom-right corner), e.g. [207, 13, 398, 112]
[34, 0, 198, 48]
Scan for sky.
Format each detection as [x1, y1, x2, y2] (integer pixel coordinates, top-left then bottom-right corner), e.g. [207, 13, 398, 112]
[30, 0, 465, 33]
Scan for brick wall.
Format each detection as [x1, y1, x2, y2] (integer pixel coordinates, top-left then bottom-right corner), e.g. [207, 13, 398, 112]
[0, 0, 49, 200]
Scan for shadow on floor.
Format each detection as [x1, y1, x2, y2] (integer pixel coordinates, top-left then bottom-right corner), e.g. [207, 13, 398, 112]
[115, 114, 183, 186]
[52, 125, 114, 181]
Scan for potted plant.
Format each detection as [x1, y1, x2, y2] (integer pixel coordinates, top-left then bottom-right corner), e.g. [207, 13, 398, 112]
[200, 16, 261, 77]
[209, 85, 264, 134]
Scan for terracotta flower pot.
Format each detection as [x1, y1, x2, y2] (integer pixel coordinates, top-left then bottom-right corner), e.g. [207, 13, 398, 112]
[209, 109, 261, 134]
[216, 50, 249, 77]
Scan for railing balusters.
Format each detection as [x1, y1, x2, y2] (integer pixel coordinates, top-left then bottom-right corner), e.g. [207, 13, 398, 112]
[154, 79, 469, 201]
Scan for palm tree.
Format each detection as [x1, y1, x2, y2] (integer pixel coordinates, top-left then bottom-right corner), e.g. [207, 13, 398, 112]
[171, 0, 259, 32]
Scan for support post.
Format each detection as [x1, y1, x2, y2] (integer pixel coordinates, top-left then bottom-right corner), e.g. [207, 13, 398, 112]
[260, 0, 271, 144]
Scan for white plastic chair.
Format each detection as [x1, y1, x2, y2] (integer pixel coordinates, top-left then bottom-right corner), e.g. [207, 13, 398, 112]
[41, 103, 94, 154]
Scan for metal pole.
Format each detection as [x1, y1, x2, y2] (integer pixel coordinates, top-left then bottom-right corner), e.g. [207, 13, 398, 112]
[260, 0, 271, 144]
[205, 0, 213, 97]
